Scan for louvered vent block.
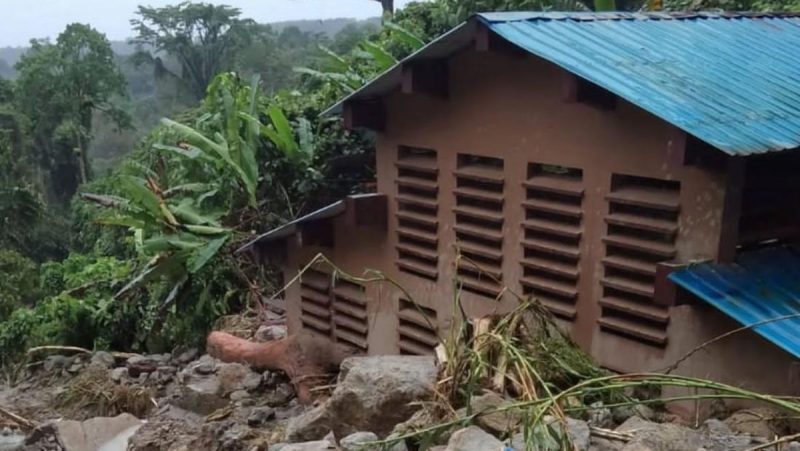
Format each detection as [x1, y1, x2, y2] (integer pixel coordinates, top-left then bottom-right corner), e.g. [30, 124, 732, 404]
[395, 146, 439, 281]
[397, 299, 439, 355]
[332, 278, 369, 352]
[520, 163, 584, 320]
[299, 267, 332, 336]
[453, 154, 505, 299]
[599, 174, 680, 346]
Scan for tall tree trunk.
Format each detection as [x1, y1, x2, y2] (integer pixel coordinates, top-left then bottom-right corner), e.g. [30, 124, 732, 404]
[377, 0, 393, 16]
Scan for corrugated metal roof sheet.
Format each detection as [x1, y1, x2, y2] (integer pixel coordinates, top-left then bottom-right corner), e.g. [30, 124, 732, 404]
[479, 12, 800, 155]
[235, 200, 347, 255]
[669, 246, 800, 359]
[328, 12, 800, 155]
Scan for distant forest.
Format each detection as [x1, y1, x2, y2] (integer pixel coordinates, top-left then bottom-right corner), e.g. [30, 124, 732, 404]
[0, 16, 380, 172]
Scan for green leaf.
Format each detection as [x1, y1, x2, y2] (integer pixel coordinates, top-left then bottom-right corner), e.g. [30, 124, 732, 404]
[360, 41, 396, 72]
[267, 105, 299, 155]
[163, 183, 215, 198]
[184, 224, 229, 235]
[169, 202, 220, 226]
[119, 176, 162, 220]
[385, 22, 426, 51]
[189, 235, 228, 274]
[95, 213, 146, 229]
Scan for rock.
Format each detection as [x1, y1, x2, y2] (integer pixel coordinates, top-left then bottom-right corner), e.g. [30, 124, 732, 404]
[190, 355, 217, 375]
[0, 430, 25, 451]
[50, 413, 143, 451]
[445, 426, 503, 451]
[247, 407, 276, 426]
[157, 365, 177, 375]
[242, 371, 262, 392]
[286, 405, 332, 442]
[280, 440, 334, 451]
[470, 391, 521, 434]
[724, 408, 789, 439]
[340, 432, 379, 451]
[219, 423, 254, 449]
[588, 402, 613, 428]
[700, 419, 754, 450]
[787, 442, 800, 451]
[175, 359, 261, 413]
[265, 383, 296, 407]
[127, 355, 158, 377]
[43, 355, 72, 372]
[91, 351, 116, 368]
[611, 404, 656, 424]
[327, 356, 437, 437]
[110, 367, 128, 382]
[174, 348, 199, 365]
[254, 325, 288, 342]
[230, 390, 251, 401]
[615, 416, 753, 451]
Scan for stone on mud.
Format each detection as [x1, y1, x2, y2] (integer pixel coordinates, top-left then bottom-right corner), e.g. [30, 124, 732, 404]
[50, 413, 143, 451]
[339, 432, 379, 451]
[327, 355, 437, 438]
[286, 405, 332, 442]
[444, 426, 503, 451]
[469, 391, 521, 434]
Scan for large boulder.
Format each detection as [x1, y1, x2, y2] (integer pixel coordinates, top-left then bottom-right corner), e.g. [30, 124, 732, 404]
[46, 413, 143, 451]
[286, 405, 334, 442]
[445, 426, 503, 451]
[469, 391, 522, 434]
[172, 356, 262, 415]
[724, 407, 790, 439]
[327, 356, 437, 438]
[340, 432, 380, 451]
[615, 416, 755, 451]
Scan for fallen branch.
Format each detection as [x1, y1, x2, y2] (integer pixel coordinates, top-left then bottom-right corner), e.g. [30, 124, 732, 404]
[746, 432, 800, 451]
[27, 346, 91, 356]
[0, 406, 36, 430]
[589, 426, 632, 442]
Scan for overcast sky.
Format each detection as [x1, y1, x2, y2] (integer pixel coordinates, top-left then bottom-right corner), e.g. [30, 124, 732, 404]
[0, 0, 418, 47]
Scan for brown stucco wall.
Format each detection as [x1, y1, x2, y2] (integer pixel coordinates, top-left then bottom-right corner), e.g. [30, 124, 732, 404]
[280, 46, 800, 397]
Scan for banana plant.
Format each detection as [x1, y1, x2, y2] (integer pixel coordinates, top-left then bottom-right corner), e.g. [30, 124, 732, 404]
[294, 22, 425, 93]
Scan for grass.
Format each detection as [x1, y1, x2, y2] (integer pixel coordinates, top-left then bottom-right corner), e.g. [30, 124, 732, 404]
[56, 364, 156, 419]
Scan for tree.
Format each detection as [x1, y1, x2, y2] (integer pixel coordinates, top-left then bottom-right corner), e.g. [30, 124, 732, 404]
[131, 2, 254, 101]
[15, 24, 129, 203]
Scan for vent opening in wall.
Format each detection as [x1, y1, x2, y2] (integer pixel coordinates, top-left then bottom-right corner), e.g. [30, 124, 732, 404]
[332, 278, 369, 352]
[600, 174, 679, 347]
[395, 146, 439, 281]
[576, 77, 617, 111]
[398, 299, 439, 355]
[299, 267, 332, 336]
[521, 163, 584, 321]
[454, 154, 505, 299]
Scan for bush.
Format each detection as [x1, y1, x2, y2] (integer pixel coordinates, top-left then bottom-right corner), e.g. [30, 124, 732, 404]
[0, 249, 38, 320]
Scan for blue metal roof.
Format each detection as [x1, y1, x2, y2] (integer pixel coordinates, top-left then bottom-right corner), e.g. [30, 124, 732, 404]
[328, 12, 800, 155]
[669, 246, 800, 359]
[478, 12, 800, 155]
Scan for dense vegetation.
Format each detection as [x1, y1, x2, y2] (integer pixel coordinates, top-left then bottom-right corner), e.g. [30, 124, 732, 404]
[1, 0, 798, 374]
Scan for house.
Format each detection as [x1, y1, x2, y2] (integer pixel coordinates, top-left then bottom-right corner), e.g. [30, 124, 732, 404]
[239, 12, 800, 398]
